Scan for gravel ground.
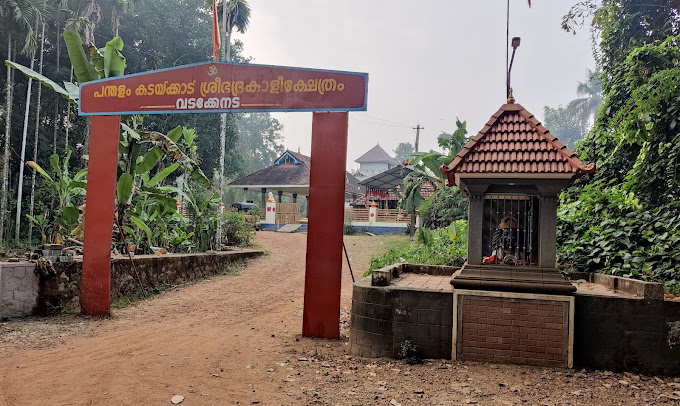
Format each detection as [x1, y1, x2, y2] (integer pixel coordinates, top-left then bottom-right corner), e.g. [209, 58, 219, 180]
[0, 231, 679, 405]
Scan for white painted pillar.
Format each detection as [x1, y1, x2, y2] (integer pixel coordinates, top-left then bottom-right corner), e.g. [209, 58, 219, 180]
[369, 201, 377, 226]
[264, 192, 277, 224]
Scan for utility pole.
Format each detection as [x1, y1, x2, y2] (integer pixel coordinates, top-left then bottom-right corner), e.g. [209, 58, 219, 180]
[413, 124, 424, 152]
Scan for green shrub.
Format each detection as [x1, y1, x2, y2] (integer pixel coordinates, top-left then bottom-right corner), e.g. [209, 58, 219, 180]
[421, 186, 468, 229]
[343, 218, 356, 235]
[367, 220, 467, 275]
[557, 180, 680, 292]
[221, 211, 255, 246]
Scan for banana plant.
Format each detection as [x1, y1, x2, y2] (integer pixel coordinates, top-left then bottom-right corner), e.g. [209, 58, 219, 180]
[399, 119, 469, 215]
[27, 149, 87, 239]
[185, 186, 219, 252]
[5, 31, 127, 106]
[26, 214, 51, 244]
[168, 224, 195, 253]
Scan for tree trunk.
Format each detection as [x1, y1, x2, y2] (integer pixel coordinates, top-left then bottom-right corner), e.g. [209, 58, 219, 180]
[0, 35, 13, 248]
[65, 66, 73, 153]
[29, 21, 46, 243]
[15, 17, 39, 241]
[53, 17, 61, 155]
[81, 116, 91, 168]
[52, 102, 59, 154]
[216, 0, 232, 249]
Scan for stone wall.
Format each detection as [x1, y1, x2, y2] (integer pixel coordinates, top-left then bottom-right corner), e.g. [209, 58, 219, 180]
[4, 249, 263, 316]
[0, 262, 39, 318]
[350, 276, 453, 359]
[573, 295, 680, 376]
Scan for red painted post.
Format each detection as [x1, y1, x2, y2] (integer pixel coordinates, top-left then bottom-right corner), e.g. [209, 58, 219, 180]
[302, 112, 348, 339]
[80, 115, 120, 316]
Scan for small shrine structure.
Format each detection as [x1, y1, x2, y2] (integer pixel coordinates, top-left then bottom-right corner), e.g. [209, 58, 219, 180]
[440, 94, 595, 293]
[349, 99, 680, 375]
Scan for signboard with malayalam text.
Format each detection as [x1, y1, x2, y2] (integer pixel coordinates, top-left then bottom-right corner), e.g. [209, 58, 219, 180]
[79, 61, 368, 116]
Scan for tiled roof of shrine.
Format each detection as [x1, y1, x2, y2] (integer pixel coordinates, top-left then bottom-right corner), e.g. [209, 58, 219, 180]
[440, 102, 595, 186]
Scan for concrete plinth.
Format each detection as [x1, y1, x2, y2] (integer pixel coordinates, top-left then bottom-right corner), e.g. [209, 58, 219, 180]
[451, 263, 577, 294]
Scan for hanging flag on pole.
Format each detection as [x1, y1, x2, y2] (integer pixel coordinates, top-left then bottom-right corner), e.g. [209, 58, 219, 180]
[212, 0, 221, 60]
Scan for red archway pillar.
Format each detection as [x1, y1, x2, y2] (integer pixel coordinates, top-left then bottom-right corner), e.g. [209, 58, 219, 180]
[302, 112, 348, 339]
[80, 115, 120, 316]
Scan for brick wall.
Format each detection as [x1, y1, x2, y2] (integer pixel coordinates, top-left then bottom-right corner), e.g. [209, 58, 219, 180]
[456, 293, 571, 368]
[350, 277, 453, 359]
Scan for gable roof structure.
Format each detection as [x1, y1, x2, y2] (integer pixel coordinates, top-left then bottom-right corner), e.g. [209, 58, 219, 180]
[440, 102, 595, 187]
[229, 150, 364, 196]
[355, 144, 398, 165]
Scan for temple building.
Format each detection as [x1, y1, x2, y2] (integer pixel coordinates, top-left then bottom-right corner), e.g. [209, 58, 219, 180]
[229, 150, 364, 210]
[354, 144, 398, 180]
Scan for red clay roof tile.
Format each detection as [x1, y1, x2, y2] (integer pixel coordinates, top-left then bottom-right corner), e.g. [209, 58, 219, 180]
[440, 102, 595, 186]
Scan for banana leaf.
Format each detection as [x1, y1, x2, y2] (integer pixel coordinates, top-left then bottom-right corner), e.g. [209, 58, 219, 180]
[5, 60, 78, 105]
[146, 163, 180, 187]
[166, 126, 183, 143]
[104, 37, 125, 78]
[130, 215, 153, 249]
[117, 173, 134, 206]
[63, 30, 100, 83]
[89, 45, 105, 78]
[143, 131, 211, 188]
[26, 161, 54, 183]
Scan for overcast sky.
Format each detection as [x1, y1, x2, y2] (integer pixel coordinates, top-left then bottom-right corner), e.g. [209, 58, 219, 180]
[233, 1, 595, 170]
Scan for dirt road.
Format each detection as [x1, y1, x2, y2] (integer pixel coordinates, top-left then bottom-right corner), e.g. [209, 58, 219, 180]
[1, 232, 679, 405]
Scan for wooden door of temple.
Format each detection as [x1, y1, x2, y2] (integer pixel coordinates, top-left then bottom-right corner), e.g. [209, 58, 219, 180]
[276, 202, 301, 224]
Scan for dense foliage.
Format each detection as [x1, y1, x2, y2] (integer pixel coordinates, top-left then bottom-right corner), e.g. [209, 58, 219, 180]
[557, 0, 680, 290]
[0, 0, 284, 248]
[420, 185, 467, 229]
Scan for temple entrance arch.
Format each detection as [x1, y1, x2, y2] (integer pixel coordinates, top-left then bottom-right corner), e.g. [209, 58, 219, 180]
[79, 61, 368, 339]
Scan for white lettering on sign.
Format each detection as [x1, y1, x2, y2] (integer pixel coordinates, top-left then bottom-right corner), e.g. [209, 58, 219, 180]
[175, 97, 241, 110]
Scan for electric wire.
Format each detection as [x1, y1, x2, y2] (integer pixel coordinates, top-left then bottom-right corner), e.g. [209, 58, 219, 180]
[357, 114, 412, 128]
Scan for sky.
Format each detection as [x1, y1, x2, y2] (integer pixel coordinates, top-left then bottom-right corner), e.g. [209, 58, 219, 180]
[233, 1, 595, 171]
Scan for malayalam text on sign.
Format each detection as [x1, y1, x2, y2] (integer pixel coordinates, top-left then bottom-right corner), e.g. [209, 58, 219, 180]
[79, 61, 368, 115]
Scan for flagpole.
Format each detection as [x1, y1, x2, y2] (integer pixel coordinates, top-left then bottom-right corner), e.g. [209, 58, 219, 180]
[506, 0, 510, 98]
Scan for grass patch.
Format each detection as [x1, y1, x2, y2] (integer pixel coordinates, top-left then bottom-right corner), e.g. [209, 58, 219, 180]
[111, 284, 171, 308]
[215, 263, 244, 276]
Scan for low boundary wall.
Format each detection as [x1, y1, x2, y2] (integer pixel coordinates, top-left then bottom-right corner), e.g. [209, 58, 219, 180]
[350, 264, 680, 376]
[1, 249, 263, 317]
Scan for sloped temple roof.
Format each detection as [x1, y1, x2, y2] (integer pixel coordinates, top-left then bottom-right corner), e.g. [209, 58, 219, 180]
[229, 150, 364, 196]
[355, 144, 398, 165]
[440, 102, 595, 187]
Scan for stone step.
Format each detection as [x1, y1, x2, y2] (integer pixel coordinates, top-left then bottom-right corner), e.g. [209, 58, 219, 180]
[276, 224, 302, 233]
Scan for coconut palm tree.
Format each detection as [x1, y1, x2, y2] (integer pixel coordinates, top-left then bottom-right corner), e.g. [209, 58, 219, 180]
[566, 69, 603, 128]
[220, 0, 250, 62]
[216, 0, 250, 248]
[52, 0, 79, 154]
[0, 0, 44, 247]
[27, 10, 46, 242]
